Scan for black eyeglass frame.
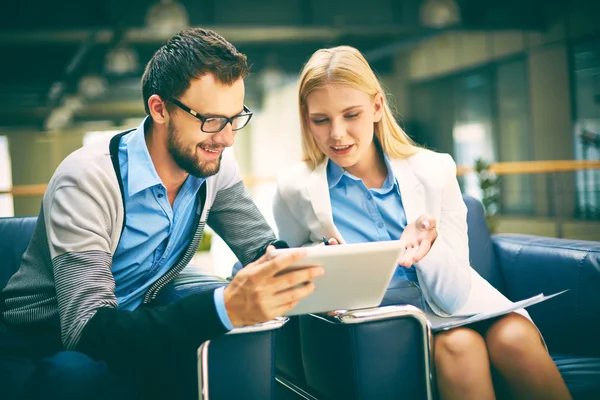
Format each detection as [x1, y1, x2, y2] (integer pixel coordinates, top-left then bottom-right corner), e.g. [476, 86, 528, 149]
[167, 97, 253, 133]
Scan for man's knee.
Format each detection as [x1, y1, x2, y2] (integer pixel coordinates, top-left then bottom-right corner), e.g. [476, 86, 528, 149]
[38, 351, 108, 386]
[35, 351, 130, 400]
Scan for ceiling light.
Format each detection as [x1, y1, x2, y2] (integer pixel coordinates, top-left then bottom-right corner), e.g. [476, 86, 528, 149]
[105, 45, 139, 75]
[420, 0, 461, 28]
[146, 0, 189, 36]
[78, 74, 108, 99]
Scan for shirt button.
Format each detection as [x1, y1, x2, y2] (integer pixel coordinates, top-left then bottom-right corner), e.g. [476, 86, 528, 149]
[367, 193, 373, 200]
[157, 193, 164, 198]
[377, 222, 384, 229]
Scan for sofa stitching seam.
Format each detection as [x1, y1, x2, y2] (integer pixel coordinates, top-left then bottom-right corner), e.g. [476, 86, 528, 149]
[575, 252, 587, 324]
[494, 236, 600, 254]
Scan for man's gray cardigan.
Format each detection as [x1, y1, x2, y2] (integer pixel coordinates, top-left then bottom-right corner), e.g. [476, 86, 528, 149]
[1, 129, 280, 373]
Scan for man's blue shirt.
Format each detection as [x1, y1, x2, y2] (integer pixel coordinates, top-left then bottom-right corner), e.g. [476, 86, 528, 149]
[111, 121, 232, 329]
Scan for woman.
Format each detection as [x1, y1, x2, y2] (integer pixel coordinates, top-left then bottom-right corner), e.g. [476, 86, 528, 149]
[272, 46, 570, 400]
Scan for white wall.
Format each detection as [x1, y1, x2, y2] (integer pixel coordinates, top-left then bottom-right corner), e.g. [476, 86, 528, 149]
[211, 80, 302, 277]
[0, 136, 14, 217]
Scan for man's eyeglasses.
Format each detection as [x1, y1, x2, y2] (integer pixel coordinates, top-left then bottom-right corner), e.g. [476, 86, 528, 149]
[167, 98, 253, 133]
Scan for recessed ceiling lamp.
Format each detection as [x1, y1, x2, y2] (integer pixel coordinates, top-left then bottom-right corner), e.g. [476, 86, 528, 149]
[420, 0, 461, 28]
[146, 0, 190, 36]
[105, 45, 139, 75]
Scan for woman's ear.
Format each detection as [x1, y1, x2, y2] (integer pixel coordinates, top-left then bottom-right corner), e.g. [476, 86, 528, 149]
[373, 93, 384, 123]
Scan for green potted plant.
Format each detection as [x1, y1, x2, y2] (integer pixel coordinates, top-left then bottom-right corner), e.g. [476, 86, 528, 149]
[474, 158, 500, 233]
[197, 230, 213, 253]
[190, 230, 214, 273]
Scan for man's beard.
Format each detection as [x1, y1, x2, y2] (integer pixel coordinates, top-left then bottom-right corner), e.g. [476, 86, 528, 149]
[167, 123, 222, 178]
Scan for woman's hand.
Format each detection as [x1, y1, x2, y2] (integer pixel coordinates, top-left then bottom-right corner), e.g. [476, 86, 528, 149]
[398, 214, 438, 268]
[320, 237, 340, 246]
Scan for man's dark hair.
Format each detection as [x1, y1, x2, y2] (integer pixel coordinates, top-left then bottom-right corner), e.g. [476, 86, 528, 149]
[141, 28, 249, 115]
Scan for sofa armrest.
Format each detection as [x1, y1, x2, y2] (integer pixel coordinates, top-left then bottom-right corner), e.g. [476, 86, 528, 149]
[299, 305, 434, 400]
[199, 318, 287, 400]
[151, 275, 287, 400]
[492, 234, 600, 357]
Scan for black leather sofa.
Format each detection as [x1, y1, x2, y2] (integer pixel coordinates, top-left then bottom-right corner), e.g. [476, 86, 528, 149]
[275, 196, 600, 400]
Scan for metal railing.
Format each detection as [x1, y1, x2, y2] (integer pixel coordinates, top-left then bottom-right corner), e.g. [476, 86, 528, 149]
[2, 159, 600, 238]
[4, 160, 599, 198]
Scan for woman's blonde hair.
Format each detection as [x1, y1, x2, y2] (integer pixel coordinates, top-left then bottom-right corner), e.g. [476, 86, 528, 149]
[298, 46, 418, 169]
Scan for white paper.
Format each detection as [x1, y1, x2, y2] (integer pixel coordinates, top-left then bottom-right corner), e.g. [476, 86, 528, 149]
[427, 290, 568, 331]
[447, 269, 517, 317]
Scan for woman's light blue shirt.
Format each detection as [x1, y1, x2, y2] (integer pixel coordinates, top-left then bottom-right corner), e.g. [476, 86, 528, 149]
[327, 156, 418, 283]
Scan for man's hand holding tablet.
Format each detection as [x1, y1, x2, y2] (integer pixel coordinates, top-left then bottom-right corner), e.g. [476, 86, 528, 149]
[263, 241, 405, 316]
[224, 246, 324, 327]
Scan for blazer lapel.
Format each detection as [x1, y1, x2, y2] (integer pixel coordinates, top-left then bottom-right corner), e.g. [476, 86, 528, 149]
[306, 160, 345, 243]
[306, 156, 425, 241]
[390, 158, 426, 223]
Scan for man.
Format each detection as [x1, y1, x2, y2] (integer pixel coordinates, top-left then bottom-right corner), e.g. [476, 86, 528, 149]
[0, 28, 322, 399]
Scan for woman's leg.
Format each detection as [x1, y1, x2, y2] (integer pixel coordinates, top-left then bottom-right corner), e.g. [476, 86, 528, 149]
[435, 327, 496, 400]
[485, 313, 571, 400]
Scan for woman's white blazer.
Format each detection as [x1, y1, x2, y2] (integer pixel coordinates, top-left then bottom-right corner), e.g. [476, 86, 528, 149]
[273, 150, 531, 320]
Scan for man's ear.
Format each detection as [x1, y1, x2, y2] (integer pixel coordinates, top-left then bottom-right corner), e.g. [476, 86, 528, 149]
[148, 95, 169, 125]
[373, 93, 384, 123]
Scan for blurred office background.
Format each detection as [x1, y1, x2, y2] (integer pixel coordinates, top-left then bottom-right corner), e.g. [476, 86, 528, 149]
[0, 0, 599, 276]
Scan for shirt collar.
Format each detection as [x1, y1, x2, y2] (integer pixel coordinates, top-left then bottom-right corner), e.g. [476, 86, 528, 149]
[326, 153, 399, 193]
[379, 153, 398, 194]
[126, 118, 163, 196]
[326, 159, 346, 189]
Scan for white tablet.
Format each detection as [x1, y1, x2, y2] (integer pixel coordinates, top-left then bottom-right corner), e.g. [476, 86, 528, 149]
[268, 240, 404, 316]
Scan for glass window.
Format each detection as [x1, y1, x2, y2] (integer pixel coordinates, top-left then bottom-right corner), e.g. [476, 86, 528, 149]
[496, 59, 533, 215]
[453, 72, 495, 200]
[572, 41, 600, 220]
[409, 79, 455, 155]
